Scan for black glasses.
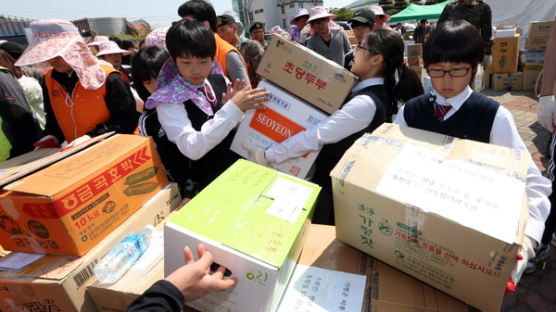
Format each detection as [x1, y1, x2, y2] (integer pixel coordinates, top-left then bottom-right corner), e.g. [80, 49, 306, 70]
[426, 67, 471, 78]
[355, 44, 374, 56]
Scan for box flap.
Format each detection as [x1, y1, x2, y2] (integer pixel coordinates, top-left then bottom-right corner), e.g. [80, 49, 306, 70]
[167, 159, 320, 268]
[0, 133, 113, 188]
[4, 134, 144, 197]
[331, 124, 528, 244]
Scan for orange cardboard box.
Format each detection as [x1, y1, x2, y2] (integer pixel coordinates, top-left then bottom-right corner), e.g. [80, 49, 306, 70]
[0, 134, 168, 255]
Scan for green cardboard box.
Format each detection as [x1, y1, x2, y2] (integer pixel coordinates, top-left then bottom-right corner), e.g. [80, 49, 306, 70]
[164, 160, 320, 312]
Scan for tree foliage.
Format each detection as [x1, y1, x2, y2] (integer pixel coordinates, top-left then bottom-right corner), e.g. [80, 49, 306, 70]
[331, 8, 355, 21]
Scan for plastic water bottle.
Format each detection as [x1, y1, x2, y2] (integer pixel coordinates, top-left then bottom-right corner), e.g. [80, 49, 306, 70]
[93, 225, 154, 284]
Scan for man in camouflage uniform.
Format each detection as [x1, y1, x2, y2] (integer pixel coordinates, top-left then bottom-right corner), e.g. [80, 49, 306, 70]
[438, 0, 493, 68]
[217, 14, 265, 86]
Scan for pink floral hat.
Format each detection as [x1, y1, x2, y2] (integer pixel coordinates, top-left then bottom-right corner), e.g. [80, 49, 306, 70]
[96, 41, 132, 57]
[144, 27, 169, 50]
[87, 35, 109, 47]
[15, 19, 105, 90]
[307, 6, 336, 23]
[369, 5, 392, 22]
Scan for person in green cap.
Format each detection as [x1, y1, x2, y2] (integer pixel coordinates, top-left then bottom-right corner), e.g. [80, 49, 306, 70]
[217, 14, 265, 86]
[249, 22, 267, 48]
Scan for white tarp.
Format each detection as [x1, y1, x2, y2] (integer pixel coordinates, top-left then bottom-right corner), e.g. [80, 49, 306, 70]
[487, 0, 556, 47]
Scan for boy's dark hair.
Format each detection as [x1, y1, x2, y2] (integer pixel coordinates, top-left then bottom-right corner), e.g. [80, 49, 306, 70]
[420, 19, 428, 24]
[166, 19, 216, 62]
[177, 0, 217, 32]
[132, 46, 169, 102]
[363, 29, 423, 116]
[119, 39, 137, 50]
[423, 20, 484, 72]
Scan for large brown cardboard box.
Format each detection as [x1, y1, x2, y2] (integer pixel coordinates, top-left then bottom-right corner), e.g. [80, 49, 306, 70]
[492, 35, 520, 73]
[528, 20, 553, 38]
[298, 224, 470, 312]
[0, 184, 181, 312]
[0, 134, 169, 255]
[523, 64, 544, 92]
[86, 223, 470, 312]
[407, 43, 423, 57]
[331, 124, 529, 312]
[525, 36, 549, 51]
[492, 72, 523, 91]
[257, 34, 357, 114]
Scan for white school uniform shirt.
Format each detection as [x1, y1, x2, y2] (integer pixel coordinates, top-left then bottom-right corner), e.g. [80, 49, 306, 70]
[156, 78, 243, 160]
[265, 78, 384, 164]
[394, 86, 551, 244]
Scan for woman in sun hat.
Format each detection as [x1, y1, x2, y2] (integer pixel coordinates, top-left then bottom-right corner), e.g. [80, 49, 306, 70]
[306, 6, 351, 66]
[369, 5, 392, 30]
[96, 40, 133, 80]
[16, 19, 137, 147]
[87, 35, 109, 54]
[289, 8, 310, 43]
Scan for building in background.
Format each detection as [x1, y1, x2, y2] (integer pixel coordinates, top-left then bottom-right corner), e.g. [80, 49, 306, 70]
[234, 0, 323, 31]
[344, 0, 379, 10]
[0, 16, 34, 47]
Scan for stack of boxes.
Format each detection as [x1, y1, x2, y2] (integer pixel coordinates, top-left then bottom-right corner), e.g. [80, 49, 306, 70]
[231, 34, 358, 178]
[491, 20, 553, 92]
[522, 21, 552, 92]
[0, 134, 180, 311]
[491, 24, 522, 91]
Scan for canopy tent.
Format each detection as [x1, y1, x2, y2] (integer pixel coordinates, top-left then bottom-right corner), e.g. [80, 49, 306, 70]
[390, 0, 452, 23]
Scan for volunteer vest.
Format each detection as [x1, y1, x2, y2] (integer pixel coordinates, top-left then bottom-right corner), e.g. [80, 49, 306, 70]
[44, 65, 122, 142]
[403, 92, 499, 143]
[214, 34, 249, 84]
[0, 117, 11, 162]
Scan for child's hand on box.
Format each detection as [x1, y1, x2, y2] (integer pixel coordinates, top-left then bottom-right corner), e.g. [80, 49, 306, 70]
[165, 244, 237, 302]
[227, 83, 270, 112]
[505, 235, 536, 296]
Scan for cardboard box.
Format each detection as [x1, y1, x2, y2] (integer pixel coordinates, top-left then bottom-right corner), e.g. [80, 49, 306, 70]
[0, 134, 169, 255]
[0, 183, 182, 312]
[523, 64, 544, 92]
[165, 159, 320, 312]
[525, 36, 549, 51]
[295, 224, 469, 312]
[230, 80, 329, 178]
[520, 50, 545, 64]
[331, 124, 529, 312]
[406, 43, 422, 56]
[257, 34, 358, 114]
[491, 72, 523, 91]
[87, 222, 470, 312]
[406, 55, 422, 66]
[492, 35, 520, 73]
[528, 20, 553, 38]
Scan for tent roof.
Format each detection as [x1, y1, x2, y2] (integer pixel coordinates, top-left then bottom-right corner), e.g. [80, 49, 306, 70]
[390, 0, 451, 23]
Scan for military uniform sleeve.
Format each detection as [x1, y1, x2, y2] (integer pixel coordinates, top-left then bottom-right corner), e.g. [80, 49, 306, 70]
[88, 72, 138, 136]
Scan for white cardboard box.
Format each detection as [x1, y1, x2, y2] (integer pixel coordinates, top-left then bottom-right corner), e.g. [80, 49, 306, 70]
[164, 160, 320, 312]
[231, 80, 329, 178]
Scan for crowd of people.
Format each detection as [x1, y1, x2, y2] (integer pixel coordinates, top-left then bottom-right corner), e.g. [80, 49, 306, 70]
[0, 0, 555, 311]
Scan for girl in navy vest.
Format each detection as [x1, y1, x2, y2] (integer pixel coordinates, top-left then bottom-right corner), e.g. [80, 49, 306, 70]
[394, 20, 551, 294]
[247, 29, 423, 224]
[144, 20, 270, 197]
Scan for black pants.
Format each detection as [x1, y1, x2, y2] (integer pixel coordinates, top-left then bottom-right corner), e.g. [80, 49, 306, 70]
[542, 133, 556, 244]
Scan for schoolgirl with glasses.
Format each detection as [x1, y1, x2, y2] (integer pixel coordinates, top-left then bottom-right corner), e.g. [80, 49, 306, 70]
[246, 29, 423, 224]
[394, 19, 551, 295]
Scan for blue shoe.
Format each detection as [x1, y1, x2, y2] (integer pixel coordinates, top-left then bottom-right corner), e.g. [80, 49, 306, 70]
[524, 244, 550, 274]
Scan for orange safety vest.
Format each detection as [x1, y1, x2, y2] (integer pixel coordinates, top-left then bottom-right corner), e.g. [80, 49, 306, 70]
[214, 34, 250, 85]
[45, 65, 125, 142]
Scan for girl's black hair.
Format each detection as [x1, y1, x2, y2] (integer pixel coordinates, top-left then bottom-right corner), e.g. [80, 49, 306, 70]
[363, 29, 423, 117]
[423, 19, 485, 71]
[166, 19, 216, 62]
[177, 0, 218, 32]
[131, 46, 169, 101]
